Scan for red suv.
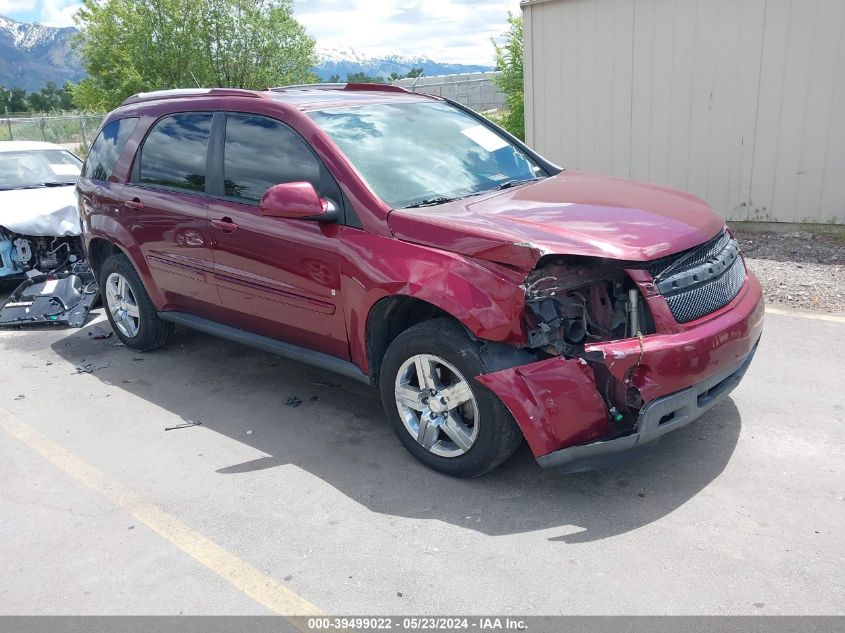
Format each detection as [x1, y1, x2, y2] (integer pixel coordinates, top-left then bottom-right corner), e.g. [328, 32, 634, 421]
[77, 84, 763, 477]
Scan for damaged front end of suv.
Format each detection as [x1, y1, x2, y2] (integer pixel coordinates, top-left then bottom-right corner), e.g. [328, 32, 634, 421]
[386, 166, 764, 471]
[475, 228, 764, 471]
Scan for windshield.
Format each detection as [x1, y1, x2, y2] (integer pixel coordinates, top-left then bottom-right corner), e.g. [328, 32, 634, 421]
[309, 101, 544, 208]
[0, 149, 82, 191]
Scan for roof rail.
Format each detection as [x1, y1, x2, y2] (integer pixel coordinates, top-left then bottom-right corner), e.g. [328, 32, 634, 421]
[267, 82, 412, 94]
[267, 83, 346, 91]
[121, 87, 264, 106]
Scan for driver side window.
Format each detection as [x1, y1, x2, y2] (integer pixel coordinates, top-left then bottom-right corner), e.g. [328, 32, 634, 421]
[222, 113, 334, 203]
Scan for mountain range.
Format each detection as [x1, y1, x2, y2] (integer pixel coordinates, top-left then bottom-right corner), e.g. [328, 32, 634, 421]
[0, 15, 492, 92]
[0, 15, 83, 91]
[313, 46, 492, 81]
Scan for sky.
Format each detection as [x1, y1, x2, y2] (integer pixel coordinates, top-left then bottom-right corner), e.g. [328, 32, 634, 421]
[1, 0, 521, 65]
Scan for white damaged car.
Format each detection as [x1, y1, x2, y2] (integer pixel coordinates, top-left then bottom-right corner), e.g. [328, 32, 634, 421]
[0, 141, 98, 327]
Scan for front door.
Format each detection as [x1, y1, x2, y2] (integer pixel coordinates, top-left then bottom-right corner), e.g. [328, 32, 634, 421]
[208, 112, 347, 359]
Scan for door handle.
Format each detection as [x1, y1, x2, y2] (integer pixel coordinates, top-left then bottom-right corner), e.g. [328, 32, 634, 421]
[124, 199, 144, 211]
[212, 217, 239, 233]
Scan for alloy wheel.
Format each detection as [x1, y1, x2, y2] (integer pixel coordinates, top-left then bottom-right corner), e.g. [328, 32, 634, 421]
[394, 353, 480, 458]
[105, 272, 141, 338]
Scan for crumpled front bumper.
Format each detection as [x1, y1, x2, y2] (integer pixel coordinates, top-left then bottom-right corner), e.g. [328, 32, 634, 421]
[475, 271, 764, 469]
[535, 340, 758, 469]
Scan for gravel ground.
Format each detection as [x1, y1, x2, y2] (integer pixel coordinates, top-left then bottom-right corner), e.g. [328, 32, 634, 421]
[735, 230, 845, 314]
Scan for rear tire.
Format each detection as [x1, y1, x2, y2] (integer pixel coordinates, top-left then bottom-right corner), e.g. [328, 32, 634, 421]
[100, 253, 173, 351]
[379, 318, 523, 477]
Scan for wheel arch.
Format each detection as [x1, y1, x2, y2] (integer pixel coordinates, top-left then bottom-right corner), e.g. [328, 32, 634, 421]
[87, 237, 124, 278]
[86, 219, 165, 308]
[365, 295, 457, 385]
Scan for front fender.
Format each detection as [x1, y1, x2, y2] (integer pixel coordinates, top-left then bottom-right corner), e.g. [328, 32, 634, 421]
[340, 230, 528, 373]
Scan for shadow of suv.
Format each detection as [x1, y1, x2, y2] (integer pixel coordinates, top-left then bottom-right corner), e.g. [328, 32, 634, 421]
[77, 84, 763, 477]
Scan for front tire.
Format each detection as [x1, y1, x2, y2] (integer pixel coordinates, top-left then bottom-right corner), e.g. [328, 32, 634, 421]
[379, 318, 523, 477]
[100, 253, 173, 351]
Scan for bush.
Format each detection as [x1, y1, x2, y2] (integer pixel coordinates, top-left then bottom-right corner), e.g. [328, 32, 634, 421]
[492, 14, 525, 141]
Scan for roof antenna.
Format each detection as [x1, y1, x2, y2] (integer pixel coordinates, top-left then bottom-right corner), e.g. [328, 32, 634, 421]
[189, 71, 201, 88]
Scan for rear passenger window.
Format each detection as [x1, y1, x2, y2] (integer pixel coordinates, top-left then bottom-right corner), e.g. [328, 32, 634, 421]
[82, 117, 138, 181]
[223, 114, 322, 203]
[138, 113, 212, 192]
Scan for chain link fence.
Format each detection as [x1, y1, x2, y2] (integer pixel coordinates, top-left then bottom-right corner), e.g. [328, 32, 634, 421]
[0, 113, 104, 155]
[392, 72, 505, 114]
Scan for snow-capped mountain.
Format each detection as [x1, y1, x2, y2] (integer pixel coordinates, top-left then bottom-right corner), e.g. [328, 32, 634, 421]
[314, 46, 493, 81]
[0, 15, 494, 93]
[0, 15, 60, 49]
[0, 15, 82, 91]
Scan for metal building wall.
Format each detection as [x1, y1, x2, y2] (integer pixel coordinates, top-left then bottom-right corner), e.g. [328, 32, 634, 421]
[523, 0, 845, 224]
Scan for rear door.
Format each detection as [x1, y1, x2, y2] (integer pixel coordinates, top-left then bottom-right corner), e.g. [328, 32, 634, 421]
[120, 111, 221, 313]
[207, 112, 347, 359]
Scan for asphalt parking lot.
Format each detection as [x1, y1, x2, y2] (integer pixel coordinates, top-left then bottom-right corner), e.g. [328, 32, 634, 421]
[1, 291, 843, 615]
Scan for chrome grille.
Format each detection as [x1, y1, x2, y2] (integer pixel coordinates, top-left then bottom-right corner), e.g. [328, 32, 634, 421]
[647, 231, 747, 323]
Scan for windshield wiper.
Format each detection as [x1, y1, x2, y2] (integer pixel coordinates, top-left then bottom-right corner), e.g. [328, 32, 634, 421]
[4, 182, 73, 190]
[402, 179, 543, 209]
[402, 196, 462, 208]
[492, 177, 542, 191]
[30, 182, 72, 188]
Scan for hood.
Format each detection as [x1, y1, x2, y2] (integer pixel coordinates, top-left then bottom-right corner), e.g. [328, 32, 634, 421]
[387, 171, 725, 271]
[0, 185, 81, 237]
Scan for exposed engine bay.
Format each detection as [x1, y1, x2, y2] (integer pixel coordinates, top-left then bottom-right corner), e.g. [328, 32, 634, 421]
[0, 229, 85, 276]
[0, 228, 98, 328]
[521, 258, 657, 431]
[523, 258, 653, 358]
[0, 212, 99, 329]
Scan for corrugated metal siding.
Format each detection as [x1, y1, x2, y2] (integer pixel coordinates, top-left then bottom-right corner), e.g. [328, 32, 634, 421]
[523, 0, 845, 224]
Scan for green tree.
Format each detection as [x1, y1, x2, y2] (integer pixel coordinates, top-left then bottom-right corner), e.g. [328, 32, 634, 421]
[345, 72, 385, 84]
[59, 82, 76, 110]
[492, 13, 524, 140]
[73, 0, 317, 111]
[388, 67, 423, 81]
[25, 82, 62, 112]
[5, 87, 28, 113]
[0, 83, 78, 114]
[27, 90, 48, 111]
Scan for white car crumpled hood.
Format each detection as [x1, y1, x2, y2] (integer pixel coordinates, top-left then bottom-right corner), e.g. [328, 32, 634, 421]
[0, 185, 81, 237]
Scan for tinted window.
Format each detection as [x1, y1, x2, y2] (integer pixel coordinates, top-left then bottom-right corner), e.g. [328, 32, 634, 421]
[82, 117, 138, 181]
[223, 114, 322, 202]
[139, 113, 212, 192]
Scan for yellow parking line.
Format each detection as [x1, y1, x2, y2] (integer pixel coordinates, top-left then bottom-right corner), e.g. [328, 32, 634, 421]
[766, 307, 845, 323]
[0, 406, 322, 620]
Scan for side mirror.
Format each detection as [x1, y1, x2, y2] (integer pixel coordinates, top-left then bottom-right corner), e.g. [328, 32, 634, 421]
[259, 182, 337, 222]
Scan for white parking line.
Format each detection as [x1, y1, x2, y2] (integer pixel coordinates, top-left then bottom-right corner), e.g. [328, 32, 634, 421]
[0, 406, 322, 620]
[766, 307, 845, 324]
